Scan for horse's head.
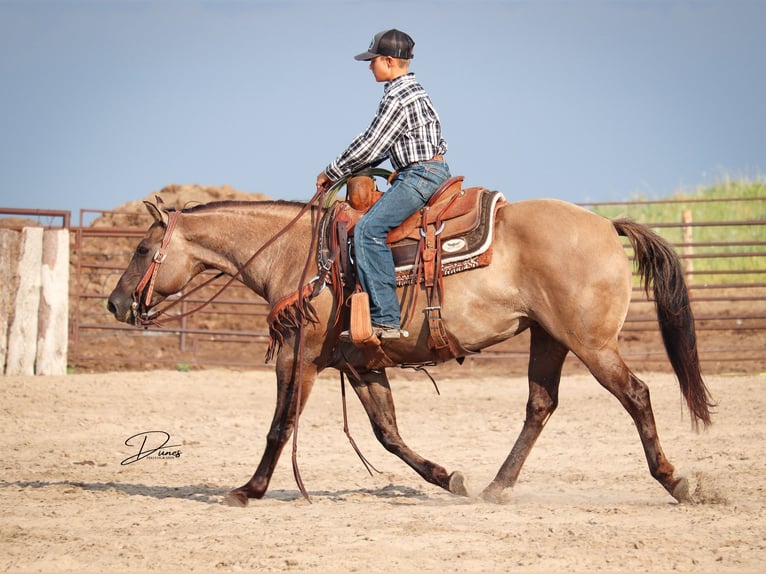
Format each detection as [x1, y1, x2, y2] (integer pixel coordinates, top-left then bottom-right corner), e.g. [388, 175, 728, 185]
[107, 200, 197, 325]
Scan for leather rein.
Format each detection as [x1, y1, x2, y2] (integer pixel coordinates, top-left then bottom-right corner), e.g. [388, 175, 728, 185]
[128, 173, 392, 502]
[130, 170, 392, 328]
[131, 193, 326, 328]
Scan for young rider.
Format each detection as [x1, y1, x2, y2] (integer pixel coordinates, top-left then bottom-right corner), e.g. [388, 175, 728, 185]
[316, 29, 451, 339]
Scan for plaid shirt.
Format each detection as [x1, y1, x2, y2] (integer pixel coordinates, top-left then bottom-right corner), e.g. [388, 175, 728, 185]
[325, 73, 447, 180]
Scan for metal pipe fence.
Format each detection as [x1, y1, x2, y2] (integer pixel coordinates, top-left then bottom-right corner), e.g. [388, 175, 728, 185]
[4, 198, 764, 373]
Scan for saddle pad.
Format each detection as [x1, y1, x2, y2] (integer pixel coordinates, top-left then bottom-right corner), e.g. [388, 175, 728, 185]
[392, 189, 505, 286]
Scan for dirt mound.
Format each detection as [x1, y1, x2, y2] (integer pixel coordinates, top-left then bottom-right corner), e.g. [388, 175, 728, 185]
[90, 183, 272, 228]
[0, 217, 43, 229]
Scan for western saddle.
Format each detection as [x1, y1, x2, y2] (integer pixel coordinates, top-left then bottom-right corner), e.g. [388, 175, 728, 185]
[319, 172, 506, 361]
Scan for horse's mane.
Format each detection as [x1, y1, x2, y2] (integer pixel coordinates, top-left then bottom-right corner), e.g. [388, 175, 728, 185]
[171, 199, 311, 214]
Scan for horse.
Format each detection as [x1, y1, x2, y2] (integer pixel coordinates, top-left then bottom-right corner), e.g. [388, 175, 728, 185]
[107, 187, 714, 507]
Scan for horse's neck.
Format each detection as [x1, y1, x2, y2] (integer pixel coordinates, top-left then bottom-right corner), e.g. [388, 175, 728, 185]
[183, 205, 313, 303]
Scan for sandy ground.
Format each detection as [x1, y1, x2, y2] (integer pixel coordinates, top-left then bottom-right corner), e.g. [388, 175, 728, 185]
[1, 367, 764, 573]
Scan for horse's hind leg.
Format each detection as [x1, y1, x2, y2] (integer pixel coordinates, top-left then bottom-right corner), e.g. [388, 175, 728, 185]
[578, 344, 690, 502]
[481, 324, 569, 502]
[349, 368, 468, 496]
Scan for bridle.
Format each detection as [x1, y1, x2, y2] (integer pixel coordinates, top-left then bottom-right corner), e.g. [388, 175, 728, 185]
[130, 209, 230, 327]
[131, 210, 180, 325]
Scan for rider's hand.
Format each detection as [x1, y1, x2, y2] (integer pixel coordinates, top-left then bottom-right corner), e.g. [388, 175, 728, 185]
[316, 171, 333, 192]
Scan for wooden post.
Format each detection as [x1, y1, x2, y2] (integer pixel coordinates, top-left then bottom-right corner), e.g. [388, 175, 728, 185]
[0, 229, 19, 373]
[5, 228, 43, 375]
[682, 209, 694, 285]
[36, 229, 70, 375]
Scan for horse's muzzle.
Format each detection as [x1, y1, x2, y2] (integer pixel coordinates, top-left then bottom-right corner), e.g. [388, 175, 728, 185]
[107, 294, 137, 325]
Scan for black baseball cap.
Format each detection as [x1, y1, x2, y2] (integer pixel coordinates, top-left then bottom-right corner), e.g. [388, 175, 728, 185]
[354, 29, 415, 61]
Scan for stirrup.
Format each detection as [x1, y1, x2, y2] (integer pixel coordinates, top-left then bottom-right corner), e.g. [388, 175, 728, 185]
[339, 326, 409, 341]
[372, 325, 409, 339]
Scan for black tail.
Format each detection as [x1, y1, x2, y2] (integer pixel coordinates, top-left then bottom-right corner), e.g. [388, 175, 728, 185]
[613, 218, 715, 429]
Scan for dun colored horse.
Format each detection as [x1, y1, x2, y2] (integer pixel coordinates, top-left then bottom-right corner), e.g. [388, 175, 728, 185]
[107, 189, 714, 506]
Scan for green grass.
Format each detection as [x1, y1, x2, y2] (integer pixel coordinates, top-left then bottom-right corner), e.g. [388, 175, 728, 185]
[587, 178, 766, 284]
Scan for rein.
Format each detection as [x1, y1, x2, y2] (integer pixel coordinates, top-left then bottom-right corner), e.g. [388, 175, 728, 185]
[131, 193, 330, 328]
[129, 176, 377, 502]
[128, 189, 330, 502]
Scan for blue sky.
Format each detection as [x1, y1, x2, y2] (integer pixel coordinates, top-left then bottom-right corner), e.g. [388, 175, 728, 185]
[1, 0, 763, 223]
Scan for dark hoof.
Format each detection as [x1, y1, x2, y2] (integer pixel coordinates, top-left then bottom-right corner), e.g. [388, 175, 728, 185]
[448, 471, 470, 497]
[223, 489, 249, 507]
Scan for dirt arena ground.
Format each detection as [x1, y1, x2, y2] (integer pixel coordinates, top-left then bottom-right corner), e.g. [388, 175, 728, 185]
[1, 367, 764, 573]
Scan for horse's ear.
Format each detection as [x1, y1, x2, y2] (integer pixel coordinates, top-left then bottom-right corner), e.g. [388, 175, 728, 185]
[144, 201, 168, 225]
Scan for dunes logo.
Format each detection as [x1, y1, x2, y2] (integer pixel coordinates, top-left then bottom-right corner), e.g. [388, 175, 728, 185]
[121, 431, 183, 465]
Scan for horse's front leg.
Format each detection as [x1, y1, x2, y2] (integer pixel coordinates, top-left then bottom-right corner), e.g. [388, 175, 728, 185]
[350, 369, 469, 497]
[225, 342, 318, 506]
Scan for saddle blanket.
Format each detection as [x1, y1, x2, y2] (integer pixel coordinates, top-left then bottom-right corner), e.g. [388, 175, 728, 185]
[392, 189, 505, 286]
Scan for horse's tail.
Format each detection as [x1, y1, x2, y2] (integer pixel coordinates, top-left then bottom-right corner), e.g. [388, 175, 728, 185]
[612, 218, 715, 429]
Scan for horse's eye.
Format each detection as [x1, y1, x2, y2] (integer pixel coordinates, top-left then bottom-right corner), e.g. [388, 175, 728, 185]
[136, 245, 150, 257]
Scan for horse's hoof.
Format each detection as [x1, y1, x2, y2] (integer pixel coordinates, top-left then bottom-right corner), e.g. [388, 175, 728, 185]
[671, 477, 693, 503]
[223, 489, 249, 507]
[448, 471, 470, 497]
[479, 484, 505, 504]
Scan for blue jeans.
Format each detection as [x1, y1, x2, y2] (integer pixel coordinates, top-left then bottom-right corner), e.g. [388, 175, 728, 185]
[354, 160, 452, 328]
